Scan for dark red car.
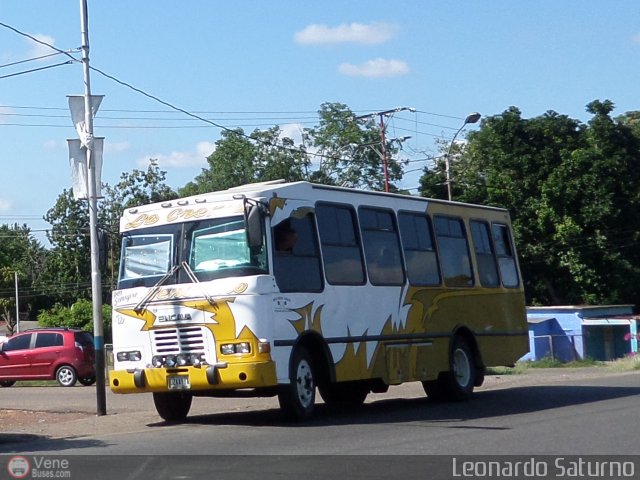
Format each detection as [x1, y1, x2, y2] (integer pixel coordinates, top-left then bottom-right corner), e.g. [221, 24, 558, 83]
[0, 328, 95, 387]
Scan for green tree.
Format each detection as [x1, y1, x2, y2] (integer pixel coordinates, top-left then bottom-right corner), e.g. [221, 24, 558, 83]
[180, 127, 308, 196]
[420, 101, 640, 305]
[0, 224, 47, 333]
[37, 298, 112, 343]
[42, 190, 92, 305]
[304, 103, 404, 191]
[181, 103, 405, 195]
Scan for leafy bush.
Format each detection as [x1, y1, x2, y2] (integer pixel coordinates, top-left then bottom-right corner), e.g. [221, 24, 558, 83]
[37, 299, 112, 343]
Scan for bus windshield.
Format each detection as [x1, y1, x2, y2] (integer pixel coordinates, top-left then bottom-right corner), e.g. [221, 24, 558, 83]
[118, 215, 267, 289]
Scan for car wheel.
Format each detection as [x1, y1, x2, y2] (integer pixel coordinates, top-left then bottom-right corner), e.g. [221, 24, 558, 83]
[56, 365, 78, 387]
[0, 380, 16, 387]
[79, 376, 96, 386]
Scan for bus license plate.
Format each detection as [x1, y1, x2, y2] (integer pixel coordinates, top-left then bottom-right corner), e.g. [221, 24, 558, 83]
[167, 376, 190, 390]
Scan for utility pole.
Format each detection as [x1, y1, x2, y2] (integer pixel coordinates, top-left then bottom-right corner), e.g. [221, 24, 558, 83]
[79, 0, 107, 416]
[357, 107, 414, 192]
[14, 272, 19, 334]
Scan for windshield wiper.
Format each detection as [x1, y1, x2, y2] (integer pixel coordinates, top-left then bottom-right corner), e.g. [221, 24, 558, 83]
[180, 261, 217, 308]
[133, 263, 181, 314]
[132, 261, 218, 314]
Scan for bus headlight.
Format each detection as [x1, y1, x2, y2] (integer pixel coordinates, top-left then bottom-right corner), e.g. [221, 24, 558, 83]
[151, 356, 164, 368]
[220, 342, 251, 355]
[117, 350, 142, 362]
[190, 353, 205, 367]
[150, 353, 207, 368]
[165, 355, 177, 367]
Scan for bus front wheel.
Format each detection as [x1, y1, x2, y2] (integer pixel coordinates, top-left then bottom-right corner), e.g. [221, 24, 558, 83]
[278, 346, 316, 421]
[423, 336, 476, 401]
[153, 392, 193, 422]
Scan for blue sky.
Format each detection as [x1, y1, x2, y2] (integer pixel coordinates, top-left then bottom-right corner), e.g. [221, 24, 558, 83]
[0, 1, 638, 239]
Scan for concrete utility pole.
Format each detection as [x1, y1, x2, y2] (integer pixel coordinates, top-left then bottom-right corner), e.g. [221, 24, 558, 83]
[79, 0, 107, 416]
[357, 107, 415, 192]
[14, 272, 19, 334]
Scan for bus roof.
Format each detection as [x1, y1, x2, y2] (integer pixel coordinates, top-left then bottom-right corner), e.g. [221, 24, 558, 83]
[120, 180, 509, 232]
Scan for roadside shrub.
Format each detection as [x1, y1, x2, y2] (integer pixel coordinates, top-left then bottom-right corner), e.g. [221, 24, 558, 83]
[37, 299, 112, 343]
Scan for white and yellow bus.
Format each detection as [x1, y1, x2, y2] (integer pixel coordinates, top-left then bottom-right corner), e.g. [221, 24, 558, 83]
[110, 180, 528, 421]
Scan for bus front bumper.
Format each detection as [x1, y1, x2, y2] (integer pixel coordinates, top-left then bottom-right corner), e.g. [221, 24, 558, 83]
[110, 360, 277, 394]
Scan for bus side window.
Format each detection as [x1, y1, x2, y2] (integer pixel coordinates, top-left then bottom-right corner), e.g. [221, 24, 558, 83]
[316, 203, 366, 285]
[359, 207, 405, 286]
[434, 216, 473, 287]
[492, 224, 520, 287]
[398, 212, 440, 286]
[272, 214, 323, 292]
[470, 220, 500, 287]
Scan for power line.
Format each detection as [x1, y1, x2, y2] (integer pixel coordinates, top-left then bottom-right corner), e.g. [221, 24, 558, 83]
[0, 60, 74, 80]
[0, 21, 78, 63]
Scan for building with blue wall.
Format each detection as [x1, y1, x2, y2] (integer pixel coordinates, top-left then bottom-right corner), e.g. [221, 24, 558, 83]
[523, 305, 639, 362]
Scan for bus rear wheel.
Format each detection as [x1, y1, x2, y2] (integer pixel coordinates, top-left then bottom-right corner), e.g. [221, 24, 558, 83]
[153, 392, 193, 422]
[423, 336, 476, 401]
[278, 346, 316, 421]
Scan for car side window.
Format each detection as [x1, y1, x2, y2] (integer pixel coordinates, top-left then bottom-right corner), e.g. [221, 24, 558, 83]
[3, 334, 32, 351]
[35, 333, 64, 348]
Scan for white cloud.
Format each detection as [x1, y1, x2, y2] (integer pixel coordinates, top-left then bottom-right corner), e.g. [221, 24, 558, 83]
[294, 22, 397, 45]
[141, 141, 216, 169]
[0, 198, 11, 211]
[0, 106, 15, 124]
[338, 58, 410, 78]
[43, 139, 62, 151]
[104, 141, 131, 154]
[26, 34, 56, 59]
[279, 123, 304, 144]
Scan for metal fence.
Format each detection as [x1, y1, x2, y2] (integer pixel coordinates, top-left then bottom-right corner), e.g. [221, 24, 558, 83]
[532, 334, 582, 362]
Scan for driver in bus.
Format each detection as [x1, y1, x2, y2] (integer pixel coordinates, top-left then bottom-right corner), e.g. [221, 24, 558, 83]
[274, 220, 298, 253]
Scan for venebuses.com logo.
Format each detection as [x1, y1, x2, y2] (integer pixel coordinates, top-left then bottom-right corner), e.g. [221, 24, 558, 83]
[6, 456, 30, 479]
[6, 456, 71, 479]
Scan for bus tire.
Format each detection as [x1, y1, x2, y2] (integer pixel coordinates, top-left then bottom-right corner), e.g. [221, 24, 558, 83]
[319, 381, 368, 407]
[278, 346, 316, 421]
[423, 336, 475, 401]
[153, 392, 193, 422]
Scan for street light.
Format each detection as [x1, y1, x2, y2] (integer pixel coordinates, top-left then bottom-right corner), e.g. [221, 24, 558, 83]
[445, 112, 481, 201]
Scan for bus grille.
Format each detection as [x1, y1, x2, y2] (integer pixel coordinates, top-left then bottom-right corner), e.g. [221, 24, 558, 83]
[152, 327, 206, 355]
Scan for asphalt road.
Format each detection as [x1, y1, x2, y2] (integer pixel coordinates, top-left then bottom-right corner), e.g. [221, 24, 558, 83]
[1, 368, 639, 457]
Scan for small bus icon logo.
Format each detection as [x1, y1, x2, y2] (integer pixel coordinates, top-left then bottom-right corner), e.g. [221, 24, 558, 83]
[7, 456, 30, 479]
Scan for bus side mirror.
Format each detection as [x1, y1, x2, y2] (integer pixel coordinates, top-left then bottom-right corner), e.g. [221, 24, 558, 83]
[245, 202, 265, 249]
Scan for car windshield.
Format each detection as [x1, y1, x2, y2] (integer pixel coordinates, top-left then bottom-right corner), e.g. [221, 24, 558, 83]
[118, 216, 267, 288]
